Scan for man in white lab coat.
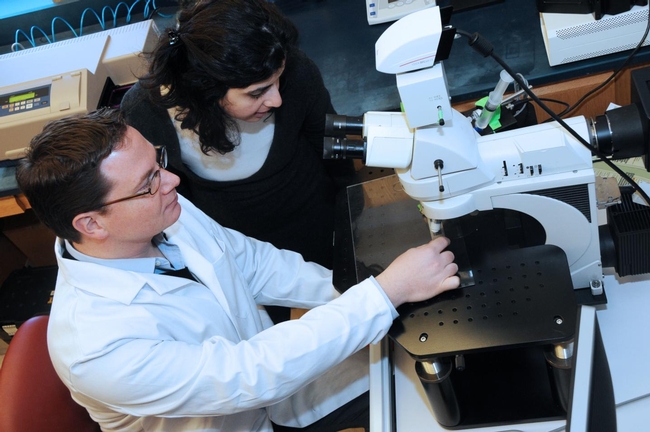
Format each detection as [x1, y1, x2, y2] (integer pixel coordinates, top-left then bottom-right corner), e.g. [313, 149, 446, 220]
[16, 108, 459, 432]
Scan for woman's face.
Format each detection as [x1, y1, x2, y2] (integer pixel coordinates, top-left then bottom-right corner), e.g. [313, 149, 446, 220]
[220, 65, 285, 122]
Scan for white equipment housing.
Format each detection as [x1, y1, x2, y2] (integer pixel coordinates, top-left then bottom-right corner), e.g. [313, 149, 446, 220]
[0, 20, 159, 161]
[539, 5, 650, 66]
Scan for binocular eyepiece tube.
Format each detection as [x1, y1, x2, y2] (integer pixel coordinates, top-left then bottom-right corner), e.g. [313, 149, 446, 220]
[325, 114, 364, 138]
[323, 114, 367, 162]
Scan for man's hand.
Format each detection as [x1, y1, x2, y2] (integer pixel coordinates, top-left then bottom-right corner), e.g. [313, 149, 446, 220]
[375, 236, 459, 308]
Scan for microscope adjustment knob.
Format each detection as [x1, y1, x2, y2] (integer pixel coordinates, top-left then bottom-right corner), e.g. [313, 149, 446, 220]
[434, 159, 445, 192]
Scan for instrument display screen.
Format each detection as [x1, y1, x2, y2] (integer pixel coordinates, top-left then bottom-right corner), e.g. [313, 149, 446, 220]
[0, 85, 51, 118]
[9, 91, 37, 103]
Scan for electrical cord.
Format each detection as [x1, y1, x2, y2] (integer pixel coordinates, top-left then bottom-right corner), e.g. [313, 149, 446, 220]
[552, 6, 650, 120]
[508, 97, 570, 116]
[11, 0, 173, 52]
[456, 29, 650, 207]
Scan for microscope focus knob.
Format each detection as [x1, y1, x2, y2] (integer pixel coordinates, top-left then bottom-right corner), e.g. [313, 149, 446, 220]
[434, 159, 445, 192]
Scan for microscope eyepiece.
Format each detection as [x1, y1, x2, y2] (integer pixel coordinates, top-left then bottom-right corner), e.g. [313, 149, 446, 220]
[323, 137, 366, 162]
[323, 113, 367, 161]
[325, 114, 364, 138]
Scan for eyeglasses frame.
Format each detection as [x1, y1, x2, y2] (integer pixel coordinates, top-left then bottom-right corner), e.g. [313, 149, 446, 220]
[100, 146, 168, 207]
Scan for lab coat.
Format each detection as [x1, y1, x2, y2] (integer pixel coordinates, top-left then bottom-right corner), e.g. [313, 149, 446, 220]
[48, 195, 396, 431]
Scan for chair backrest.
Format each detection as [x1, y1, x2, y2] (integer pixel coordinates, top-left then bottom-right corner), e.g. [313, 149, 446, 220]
[0, 315, 101, 432]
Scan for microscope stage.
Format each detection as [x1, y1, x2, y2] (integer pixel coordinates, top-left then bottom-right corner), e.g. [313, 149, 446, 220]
[389, 244, 578, 359]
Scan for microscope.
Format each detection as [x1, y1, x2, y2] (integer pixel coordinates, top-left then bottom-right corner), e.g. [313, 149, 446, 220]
[325, 6, 650, 430]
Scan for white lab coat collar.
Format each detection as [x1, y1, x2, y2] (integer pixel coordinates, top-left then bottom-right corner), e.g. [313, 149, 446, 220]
[63, 239, 161, 273]
[55, 220, 238, 333]
[55, 239, 194, 304]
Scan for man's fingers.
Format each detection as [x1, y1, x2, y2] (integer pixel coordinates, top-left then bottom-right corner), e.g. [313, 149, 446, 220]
[446, 262, 459, 277]
[440, 250, 455, 265]
[428, 236, 451, 253]
[440, 274, 461, 292]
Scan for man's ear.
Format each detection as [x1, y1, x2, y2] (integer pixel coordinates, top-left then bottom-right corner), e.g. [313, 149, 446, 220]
[72, 211, 109, 240]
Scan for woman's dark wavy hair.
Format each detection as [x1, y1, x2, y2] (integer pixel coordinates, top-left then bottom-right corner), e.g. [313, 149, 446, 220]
[140, 0, 299, 154]
[16, 108, 127, 243]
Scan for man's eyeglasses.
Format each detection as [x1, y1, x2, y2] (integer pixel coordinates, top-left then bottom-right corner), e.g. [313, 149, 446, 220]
[100, 146, 168, 207]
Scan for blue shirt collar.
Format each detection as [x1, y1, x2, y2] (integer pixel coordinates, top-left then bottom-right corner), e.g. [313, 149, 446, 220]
[64, 233, 186, 274]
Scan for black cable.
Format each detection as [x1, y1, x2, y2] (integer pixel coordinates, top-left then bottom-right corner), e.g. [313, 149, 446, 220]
[510, 97, 570, 117]
[537, 98, 570, 110]
[456, 29, 650, 207]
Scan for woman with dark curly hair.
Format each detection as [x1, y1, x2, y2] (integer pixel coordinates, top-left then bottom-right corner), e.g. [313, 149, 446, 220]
[121, 0, 357, 324]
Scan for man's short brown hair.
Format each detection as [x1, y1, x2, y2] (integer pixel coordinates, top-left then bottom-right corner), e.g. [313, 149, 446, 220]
[16, 108, 128, 243]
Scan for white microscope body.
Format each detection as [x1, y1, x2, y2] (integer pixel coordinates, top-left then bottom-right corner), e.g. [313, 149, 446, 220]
[326, 7, 650, 431]
[362, 6, 602, 293]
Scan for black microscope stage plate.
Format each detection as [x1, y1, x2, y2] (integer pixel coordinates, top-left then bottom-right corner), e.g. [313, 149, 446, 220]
[388, 244, 578, 359]
[333, 176, 579, 360]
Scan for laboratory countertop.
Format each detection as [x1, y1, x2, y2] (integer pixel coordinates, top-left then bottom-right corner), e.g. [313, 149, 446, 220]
[2, 0, 649, 119]
[273, 0, 650, 116]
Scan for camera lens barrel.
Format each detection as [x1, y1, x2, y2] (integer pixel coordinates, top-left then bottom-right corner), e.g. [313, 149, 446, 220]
[591, 104, 647, 159]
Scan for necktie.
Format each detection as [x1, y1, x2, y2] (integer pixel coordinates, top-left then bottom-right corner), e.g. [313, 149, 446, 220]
[159, 267, 198, 282]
